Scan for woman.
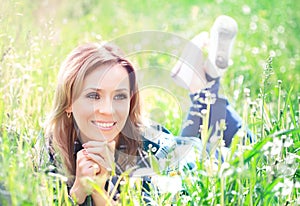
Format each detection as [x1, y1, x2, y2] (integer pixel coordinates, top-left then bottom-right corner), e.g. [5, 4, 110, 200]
[46, 15, 250, 205]
[46, 42, 151, 204]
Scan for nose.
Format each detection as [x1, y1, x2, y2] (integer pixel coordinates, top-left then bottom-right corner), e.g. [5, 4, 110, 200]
[95, 97, 113, 114]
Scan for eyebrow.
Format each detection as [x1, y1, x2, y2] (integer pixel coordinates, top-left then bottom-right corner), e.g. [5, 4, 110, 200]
[83, 88, 129, 92]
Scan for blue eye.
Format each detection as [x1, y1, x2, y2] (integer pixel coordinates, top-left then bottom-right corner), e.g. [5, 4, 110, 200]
[86, 92, 100, 100]
[114, 93, 128, 100]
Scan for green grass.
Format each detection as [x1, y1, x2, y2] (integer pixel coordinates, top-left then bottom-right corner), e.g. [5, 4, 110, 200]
[0, 0, 299, 205]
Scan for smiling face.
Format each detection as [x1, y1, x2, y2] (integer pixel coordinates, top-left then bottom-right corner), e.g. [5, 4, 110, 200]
[68, 63, 131, 143]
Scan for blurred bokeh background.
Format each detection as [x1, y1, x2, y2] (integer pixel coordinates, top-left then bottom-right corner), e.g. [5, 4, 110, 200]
[1, 0, 299, 132]
[0, 1, 299, 204]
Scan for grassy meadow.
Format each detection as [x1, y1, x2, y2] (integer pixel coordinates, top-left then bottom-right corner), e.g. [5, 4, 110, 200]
[0, 0, 299, 205]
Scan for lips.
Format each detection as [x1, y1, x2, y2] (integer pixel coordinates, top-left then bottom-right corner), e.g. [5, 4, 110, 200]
[92, 121, 117, 130]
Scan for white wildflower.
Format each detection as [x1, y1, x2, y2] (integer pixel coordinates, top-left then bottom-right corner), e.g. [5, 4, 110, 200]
[273, 178, 293, 196]
[283, 136, 293, 148]
[271, 138, 282, 156]
[181, 195, 192, 204]
[151, 175, 182, 194]
[219, 162, 233, 178]
[129, 176, 142, 188]
[282, 178, 293, 196]
[204, 159, 218, 177]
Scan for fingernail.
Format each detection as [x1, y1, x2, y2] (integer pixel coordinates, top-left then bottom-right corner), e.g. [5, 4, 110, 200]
[82, 143, 86, 148]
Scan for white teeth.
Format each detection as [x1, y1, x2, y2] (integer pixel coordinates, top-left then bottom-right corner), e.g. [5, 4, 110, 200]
[94, 122, 115, 128]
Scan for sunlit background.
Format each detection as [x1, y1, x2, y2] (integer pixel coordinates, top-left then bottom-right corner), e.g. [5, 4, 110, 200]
[0, 0, 299, 205]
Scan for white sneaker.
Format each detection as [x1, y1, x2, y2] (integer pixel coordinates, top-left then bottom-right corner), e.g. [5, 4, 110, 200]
[206, 15, 238, 78]
[171, 32, 208, 91]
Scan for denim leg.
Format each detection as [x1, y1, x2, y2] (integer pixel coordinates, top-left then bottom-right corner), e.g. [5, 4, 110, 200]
[180, 78, 222, 138]
[180, 78, 245, 147]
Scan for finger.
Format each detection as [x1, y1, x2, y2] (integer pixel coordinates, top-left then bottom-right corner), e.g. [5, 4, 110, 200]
[83, 162, 101, 176]
[84, 141, 115, 157]
[89, 162, 101, 175]
[83, 141, 116, 171]
[77, 150, 101, 170]
[76, 149, 87, 160]
[86, 153, 112, 171]
[83, 141, 108, 148]
[83, 147, 114, 165]
[106, 141, 115, 168]
[83, 141, 116, 152]
[77, 158, 100, 176]
[84, 147, 114, 166]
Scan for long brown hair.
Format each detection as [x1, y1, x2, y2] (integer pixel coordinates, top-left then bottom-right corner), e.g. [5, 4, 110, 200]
[45, 42, 142, 177]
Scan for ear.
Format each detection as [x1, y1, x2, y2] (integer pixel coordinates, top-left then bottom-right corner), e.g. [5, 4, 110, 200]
[65, 106, 72, 113]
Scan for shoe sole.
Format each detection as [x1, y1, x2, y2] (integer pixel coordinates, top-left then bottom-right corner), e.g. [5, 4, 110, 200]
[210, 15, 238, 70]
[215, 27, 237, 69]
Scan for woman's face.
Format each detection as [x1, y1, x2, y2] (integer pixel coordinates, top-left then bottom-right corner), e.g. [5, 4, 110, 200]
[69, 64, 131, 143]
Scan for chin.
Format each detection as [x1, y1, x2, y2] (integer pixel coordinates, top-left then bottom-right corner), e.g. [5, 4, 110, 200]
[97, 133, 119, 142]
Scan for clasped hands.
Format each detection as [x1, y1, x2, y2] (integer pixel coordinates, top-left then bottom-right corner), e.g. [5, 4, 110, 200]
[70, 140, 116, 204]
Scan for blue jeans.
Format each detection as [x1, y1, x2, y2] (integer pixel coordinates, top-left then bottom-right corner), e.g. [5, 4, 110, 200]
[181, 77, 252, 147]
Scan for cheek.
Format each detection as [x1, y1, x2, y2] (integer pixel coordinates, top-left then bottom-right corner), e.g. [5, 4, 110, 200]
[72, 100, 92, 120]
[113, 102, 130, 119]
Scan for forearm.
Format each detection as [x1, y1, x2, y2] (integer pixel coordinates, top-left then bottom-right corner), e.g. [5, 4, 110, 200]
[70, 180, 88, 204]
[92, 192, 118, 206]
[70, 178, 112, 205]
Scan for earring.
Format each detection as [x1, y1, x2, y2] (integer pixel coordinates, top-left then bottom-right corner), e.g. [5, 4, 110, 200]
[67, 112, 71, 118]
